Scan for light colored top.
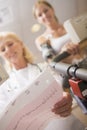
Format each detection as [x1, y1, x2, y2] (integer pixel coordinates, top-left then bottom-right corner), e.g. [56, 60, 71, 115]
[49, 34, 71, 53]
[46, 33, 83, 64]
[37, 33, 84, 64]
[37, 33, 71, 53]
[0, 63, 85, 130]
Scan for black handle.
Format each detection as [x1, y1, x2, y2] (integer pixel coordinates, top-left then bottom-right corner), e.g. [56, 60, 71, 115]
[53, 51, 70, 62]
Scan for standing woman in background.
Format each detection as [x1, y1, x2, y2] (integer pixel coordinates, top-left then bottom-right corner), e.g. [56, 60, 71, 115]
[33, 0, 83, 64]
[32, 0, 87, 129]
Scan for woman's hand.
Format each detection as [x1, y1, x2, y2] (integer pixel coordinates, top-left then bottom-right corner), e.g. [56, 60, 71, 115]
[52, 92, 72, 117]
[61, 43, 80, 55]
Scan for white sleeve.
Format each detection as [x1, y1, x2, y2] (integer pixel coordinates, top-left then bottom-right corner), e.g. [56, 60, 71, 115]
[0, 81, 10, 115]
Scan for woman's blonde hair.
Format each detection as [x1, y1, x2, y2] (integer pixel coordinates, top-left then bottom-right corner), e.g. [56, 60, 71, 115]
[0, 32, 34, 71]
[33, 0, 58, 21]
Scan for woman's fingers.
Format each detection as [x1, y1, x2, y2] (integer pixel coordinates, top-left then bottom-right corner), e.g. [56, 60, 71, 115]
[61, 42, 80, 55]
[52, 92, 73, 117]
[66, 43, 80, 55]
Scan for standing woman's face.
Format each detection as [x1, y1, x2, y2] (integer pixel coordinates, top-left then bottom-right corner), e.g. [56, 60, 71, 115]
[35, 3, 55, 26]
[0, 38, 23, 63]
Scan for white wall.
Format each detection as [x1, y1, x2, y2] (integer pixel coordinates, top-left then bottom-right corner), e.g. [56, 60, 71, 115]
[0, 0, 87, 62]
[0, 0, 23, 38]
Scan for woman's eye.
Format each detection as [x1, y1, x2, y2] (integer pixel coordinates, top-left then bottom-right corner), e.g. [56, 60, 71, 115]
[38, 9, 48, 17]
[38, 13, 42, 17]
[8, 42, 13, 47]
[44, 9, 48, 13]
[1, 48, 5, 52]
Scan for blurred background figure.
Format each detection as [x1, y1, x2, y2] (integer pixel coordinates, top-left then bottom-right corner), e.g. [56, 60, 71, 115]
[33, 0, 83, 64]
[33, 0, 87, 128]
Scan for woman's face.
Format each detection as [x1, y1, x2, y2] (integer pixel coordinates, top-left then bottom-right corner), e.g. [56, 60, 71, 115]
[35, 3, 55, 26]
[0, 38, 23, 63]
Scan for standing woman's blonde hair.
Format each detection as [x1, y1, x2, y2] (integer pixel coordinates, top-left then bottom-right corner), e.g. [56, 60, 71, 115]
[0, 32, 34, 71]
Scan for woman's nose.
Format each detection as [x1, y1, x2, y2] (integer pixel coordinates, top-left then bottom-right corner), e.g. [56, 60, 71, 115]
[42, 13, 46, 18]
[5, 47, 11, 54]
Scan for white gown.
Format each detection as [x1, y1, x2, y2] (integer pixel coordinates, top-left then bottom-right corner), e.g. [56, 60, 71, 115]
[0, 63, 86, 130]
